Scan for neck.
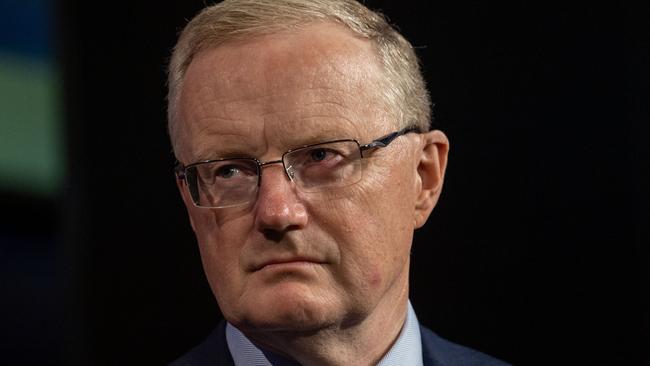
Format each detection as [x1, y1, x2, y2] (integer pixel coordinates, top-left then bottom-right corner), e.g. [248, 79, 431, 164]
[243, 284, 410, 366]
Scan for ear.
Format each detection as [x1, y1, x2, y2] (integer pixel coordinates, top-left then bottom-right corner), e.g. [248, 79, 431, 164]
[413, 130, 449, 228]
[176, 176, 198, 233]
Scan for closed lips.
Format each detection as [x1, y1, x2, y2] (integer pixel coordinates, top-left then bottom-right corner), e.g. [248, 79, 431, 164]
[252, 257, 326, 271]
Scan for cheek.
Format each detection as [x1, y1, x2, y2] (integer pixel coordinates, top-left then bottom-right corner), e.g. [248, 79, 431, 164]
[328, 162, 415, 284]
[314, 196, 396, 287]
[366, 267, 383, 288]
[189, 204, 253, 248]
[187, 206, 253, 294]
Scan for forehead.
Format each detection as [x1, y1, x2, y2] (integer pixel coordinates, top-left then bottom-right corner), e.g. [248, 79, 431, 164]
[176, 22, 391, 162]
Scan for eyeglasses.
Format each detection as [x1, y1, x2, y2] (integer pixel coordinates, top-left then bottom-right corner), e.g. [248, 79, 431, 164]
[175, 126, 420, 208]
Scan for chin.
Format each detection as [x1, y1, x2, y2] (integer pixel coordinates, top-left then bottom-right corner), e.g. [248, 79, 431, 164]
[227, 282, 339, 332]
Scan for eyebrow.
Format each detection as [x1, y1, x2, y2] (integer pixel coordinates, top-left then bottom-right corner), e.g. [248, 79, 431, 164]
[191, 143, 259, 162]
[285, 126, 360, 148]
[189, 124, 360, 162]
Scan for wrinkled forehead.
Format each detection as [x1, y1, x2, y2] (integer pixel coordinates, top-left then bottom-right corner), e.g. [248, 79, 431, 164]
[175, 23, 393, 162]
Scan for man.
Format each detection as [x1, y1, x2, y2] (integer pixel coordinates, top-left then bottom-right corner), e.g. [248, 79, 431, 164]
[168, 0, 509, 365]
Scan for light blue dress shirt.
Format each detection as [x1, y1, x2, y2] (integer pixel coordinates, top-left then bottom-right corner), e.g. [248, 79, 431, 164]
[226, 301, 423, 366]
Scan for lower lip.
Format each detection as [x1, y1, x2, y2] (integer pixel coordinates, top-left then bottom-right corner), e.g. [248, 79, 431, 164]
[259, 261, 322, 271]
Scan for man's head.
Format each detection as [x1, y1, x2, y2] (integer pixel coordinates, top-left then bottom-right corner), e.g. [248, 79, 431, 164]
[168, 0, 431, 156]
[168, 0, 448, 346]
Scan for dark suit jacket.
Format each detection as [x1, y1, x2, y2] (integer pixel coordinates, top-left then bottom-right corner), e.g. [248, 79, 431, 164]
[170, 320, 510, 366]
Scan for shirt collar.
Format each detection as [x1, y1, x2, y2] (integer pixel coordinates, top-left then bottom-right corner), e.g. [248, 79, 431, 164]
[226, 301, 423, 366]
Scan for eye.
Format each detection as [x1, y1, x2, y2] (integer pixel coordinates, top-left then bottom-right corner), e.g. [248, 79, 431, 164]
[215, 165, 240, 179]
[286, 142, 353, 171]
[309, 148, 330, 162]
[212, 162, 257, 180]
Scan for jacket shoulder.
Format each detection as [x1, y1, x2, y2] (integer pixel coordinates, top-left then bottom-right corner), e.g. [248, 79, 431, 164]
[169, 321, 234, 366]
[420, 325, 511, 366]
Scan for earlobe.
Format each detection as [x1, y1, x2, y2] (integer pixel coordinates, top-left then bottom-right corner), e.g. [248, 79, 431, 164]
[413, 130, 449, 228]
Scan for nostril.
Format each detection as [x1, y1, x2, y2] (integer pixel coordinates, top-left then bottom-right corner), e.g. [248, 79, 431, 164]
[262, 229, 285, 243]
[254, 195, 308, 234]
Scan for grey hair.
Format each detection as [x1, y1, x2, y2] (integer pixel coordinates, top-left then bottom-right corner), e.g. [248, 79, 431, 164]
[167, 0, 431, 156]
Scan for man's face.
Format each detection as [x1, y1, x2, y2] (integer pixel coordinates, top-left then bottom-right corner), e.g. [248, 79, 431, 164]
[175, 23, 425, 333]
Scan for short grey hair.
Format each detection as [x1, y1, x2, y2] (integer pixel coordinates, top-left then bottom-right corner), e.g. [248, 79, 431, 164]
[167, 0, 431, 156]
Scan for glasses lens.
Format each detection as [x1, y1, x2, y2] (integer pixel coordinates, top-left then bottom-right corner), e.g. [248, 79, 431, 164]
[186, 159, 259, 208]
[284, 140, 362, 192]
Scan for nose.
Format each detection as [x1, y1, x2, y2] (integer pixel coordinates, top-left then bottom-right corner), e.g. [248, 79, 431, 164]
[253, 164, 308, 235]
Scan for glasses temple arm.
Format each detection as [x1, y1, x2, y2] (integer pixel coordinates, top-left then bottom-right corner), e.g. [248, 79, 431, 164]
[359, 126, 420, 151]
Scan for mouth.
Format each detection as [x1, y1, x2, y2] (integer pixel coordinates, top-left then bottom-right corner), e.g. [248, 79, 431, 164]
[252, 257, 326, 272]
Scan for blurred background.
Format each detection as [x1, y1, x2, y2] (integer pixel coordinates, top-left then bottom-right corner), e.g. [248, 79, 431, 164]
[0, 0, 647, 364]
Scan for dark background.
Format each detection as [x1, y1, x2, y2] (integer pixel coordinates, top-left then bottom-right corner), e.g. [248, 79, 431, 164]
[2, 1, 648, 365]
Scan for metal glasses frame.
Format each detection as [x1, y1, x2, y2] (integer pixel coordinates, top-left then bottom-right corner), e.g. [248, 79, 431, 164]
[175, 126, 420, 206]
